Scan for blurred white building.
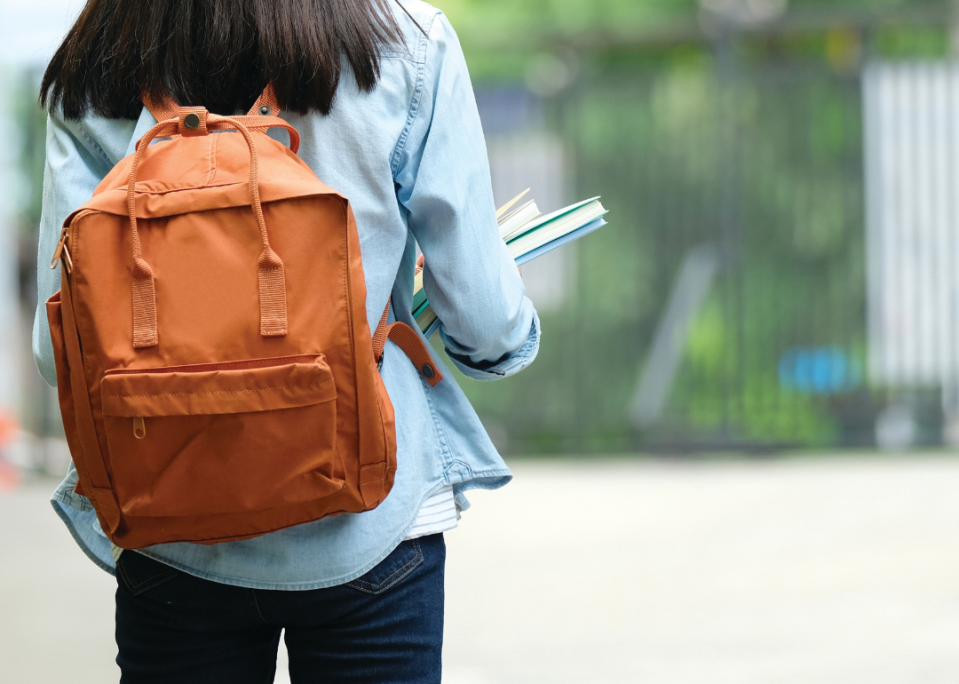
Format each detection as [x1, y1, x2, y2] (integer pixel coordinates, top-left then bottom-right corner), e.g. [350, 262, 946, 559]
[864, 61, 959, 438]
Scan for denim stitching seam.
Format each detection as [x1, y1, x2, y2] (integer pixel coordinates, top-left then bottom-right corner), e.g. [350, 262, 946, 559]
[347, 539, 423, 595]
[389, 10, 439, 177]
[76, 122, 114, 171]
[425, 388, 455, 471]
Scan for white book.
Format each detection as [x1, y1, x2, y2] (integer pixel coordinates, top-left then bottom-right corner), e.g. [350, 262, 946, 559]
[498, 200, 541, 240]
[412, 192, 608, 336]
[505, 197, 606, 255]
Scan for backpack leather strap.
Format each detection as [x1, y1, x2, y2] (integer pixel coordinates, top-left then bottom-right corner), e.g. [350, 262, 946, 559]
[372, 300, 443, 387]
[58, 268, 123, 536]
[142, 83, 282, 124]
[141, 92, 181, 123]
[247, 83, 281, 117]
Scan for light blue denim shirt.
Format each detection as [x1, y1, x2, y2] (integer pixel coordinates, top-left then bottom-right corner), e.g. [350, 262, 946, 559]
[32, 0, 540, 590]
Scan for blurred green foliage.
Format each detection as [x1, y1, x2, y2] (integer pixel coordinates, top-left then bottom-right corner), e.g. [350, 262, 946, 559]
[436, 0, 952, 83]
[439, 0, 952, 452]
[463, 67, 867, 451]
[440, 0, 921, 40]
[15, 72, 46, 238]
[439, 0, 697, 37]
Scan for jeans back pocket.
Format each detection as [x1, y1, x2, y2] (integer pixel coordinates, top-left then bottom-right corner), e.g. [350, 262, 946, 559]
[347, 539, 425, 595]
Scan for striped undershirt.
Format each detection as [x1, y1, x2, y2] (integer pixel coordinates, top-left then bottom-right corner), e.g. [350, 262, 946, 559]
[109, 484, 459, 563]
[403, 484, 459, 540]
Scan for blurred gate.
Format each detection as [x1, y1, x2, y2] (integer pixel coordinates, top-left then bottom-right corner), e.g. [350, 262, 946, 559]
[462, 14, 956, 454]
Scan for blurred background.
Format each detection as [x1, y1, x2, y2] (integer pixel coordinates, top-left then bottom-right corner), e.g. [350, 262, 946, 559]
[451, 0, 959, 455]
[6, 0, 959, 462]
[3, 0, 959, 683]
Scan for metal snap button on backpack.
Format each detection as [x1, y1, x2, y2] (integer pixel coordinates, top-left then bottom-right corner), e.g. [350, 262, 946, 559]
[259, 105, 271, 116]
[421, 365, 435, 380]
[184, 113, 201, 129]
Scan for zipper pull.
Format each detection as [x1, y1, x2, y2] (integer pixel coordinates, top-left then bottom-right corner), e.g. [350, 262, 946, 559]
[133, 417, 146, 440]
[50, 227, 72, 273]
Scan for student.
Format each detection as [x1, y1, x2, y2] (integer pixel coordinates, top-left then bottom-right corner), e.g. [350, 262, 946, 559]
[33, 1, 539, 681]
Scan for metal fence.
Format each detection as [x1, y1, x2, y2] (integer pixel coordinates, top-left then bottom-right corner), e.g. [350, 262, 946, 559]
[466, 13, 959, 455]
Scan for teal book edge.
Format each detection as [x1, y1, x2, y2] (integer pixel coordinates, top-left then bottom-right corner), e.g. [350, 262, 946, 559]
[416, 216, 607, 339]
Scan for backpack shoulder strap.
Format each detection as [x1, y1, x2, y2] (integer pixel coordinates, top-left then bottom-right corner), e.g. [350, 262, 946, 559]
[246, 84, 281, 117]
[141, 92, 180, 123]
[373, 300, 443, 387]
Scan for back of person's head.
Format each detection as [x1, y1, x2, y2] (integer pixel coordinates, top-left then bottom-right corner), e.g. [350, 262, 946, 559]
[41, 0, 412, 120]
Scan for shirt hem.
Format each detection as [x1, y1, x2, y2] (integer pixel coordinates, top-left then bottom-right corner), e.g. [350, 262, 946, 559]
[50, 497, 117, 577]
[132, 467, 512, 591]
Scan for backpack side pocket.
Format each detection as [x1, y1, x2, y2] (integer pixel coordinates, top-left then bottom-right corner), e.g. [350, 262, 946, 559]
[47, 292, 86, 497]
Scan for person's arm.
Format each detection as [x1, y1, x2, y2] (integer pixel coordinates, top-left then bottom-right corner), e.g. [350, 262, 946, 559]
[393, 13, 539, 381]
[33, 112, 128, 386]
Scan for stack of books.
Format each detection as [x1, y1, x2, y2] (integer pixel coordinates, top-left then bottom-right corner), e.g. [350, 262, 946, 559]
[412, 189, 608, 337]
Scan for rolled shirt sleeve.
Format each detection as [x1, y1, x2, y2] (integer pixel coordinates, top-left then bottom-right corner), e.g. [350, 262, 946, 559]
[392, 13, 539, 379]
[444, 309, 541, 382]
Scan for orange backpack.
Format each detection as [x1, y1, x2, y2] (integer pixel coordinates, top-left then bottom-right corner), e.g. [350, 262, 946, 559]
[46, 87, 442, 550]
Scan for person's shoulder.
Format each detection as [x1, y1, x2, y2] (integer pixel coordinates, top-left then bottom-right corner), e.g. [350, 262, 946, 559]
[46, 104, 139, 169]
[388, 0, 450, 64]
[394, 0, 443, 32]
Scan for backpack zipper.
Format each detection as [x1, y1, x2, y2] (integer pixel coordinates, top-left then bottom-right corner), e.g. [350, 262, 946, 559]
[50, 227, 72, 273]
[133, 417, 146, 440]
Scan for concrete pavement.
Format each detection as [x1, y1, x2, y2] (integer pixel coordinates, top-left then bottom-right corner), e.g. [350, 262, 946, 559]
[2, 455, 959, 683]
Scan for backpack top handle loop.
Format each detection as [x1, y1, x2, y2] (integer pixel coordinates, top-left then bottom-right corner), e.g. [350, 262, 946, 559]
[126, 113, 290, 348]
[140, 84, 298, 152]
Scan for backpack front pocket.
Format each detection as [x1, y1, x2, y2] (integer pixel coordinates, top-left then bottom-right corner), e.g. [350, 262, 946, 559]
[100, 354, 342, 518]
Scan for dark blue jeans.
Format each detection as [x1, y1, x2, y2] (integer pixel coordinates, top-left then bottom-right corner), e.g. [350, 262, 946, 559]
[115, 535, 445, 684]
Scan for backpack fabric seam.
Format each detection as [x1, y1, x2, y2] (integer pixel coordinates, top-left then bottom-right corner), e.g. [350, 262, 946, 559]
[206, 133, 219, 186]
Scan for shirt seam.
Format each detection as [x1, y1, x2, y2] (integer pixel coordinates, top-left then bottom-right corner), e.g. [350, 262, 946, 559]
[445, 459, 475, 479]
[424, 377, 456, 474]
[52, 486, 94, 513]
[389, 9, 441, 177]
[74, 120, 115, 171]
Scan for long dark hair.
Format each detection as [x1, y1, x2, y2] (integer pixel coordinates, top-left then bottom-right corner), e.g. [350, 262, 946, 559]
[41, 0, 410, 120]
